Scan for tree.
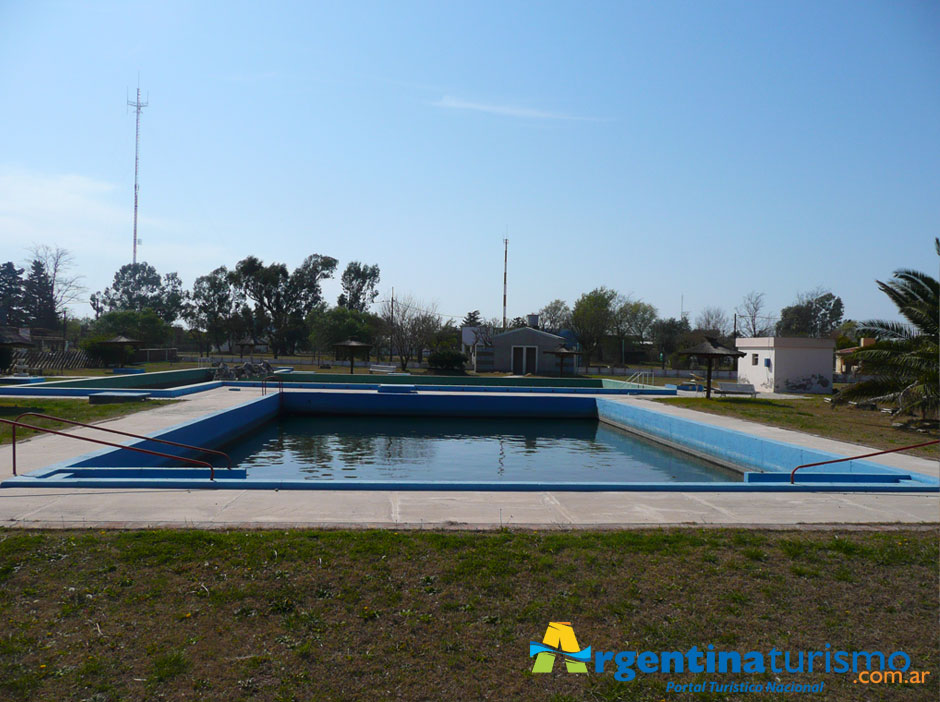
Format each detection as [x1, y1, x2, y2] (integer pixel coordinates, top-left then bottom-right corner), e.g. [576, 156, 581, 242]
[508, 316, 527, 329]
[156, 272, 187, 324]
[0, 262, 26, 326]
[652, 316, 692, 355]
[621, 301, 658, 342]
[22, 259, 57, 328]
[337, 261, 380, 312]
[187, 266, 240, 353]
[379, 295, 429, 371]
[96, 262, 187, 324]
[230, 254, 337, 357]
[28, 245, 84, 318]
[461, 310, 482, 328]
[413, 309, 442, 363]
[836, 256, 938, 418]
[736, 291, 773, 337]
[308, 305, 374, 350]
[694, 306, 731, 337]
[570, 287, 617, 364]
[776, 288, 844, 337]
[99, 262, 163, 312]
[538, 299, 571, 333]
[93, 309, 172, 345]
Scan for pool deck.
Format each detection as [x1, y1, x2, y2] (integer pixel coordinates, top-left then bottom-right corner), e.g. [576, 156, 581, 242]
[0, 387, 936, 529]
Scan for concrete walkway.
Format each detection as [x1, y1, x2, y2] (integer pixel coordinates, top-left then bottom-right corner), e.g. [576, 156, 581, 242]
[0, 388, 936, 529]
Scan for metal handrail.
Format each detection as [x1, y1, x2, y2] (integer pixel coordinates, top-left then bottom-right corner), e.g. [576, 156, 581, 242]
[790, 439, 939, 484]
[261, 375, 284, 396]
[3, 418, 219, 479]
[13, 412, 231, 474]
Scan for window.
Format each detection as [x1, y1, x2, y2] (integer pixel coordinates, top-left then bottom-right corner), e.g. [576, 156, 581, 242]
[752, 353, 759, 366]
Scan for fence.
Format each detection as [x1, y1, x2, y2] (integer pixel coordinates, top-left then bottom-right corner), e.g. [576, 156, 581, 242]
[3, 348, 93, 375]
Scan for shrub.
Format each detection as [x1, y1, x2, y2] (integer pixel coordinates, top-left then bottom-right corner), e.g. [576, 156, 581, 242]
[427, 350, 467, 371]
[0, 347, 12, 373]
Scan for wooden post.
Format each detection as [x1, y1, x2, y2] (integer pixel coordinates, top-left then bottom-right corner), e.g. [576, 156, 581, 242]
[705, 357, 713, 399]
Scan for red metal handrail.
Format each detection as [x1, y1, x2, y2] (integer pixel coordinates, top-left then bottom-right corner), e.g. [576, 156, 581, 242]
[3, 418, 219, 479]
[261, 375, 284, 396]
[14, 412, 231, 473]
[790, 439, 939, 484]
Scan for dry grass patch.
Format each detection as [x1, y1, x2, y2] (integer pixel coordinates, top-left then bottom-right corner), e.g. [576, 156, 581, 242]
[0, 528, 936, 701]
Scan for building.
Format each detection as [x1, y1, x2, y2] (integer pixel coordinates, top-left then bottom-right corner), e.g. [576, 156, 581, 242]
[481, 326, 568, 374]
[735, 337, 835, 394]
[835, 337, 875, 375]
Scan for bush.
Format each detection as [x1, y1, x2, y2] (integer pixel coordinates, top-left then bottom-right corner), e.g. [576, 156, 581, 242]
[0, 346, 12, 373]
[80, 335, 133, 367]
[427, 350, 467, 371]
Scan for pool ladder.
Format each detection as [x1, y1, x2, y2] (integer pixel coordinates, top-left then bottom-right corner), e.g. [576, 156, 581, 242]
[2, 412, 231, 480]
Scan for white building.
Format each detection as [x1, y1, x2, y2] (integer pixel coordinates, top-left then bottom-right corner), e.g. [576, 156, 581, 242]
[735, 337, 835, 394]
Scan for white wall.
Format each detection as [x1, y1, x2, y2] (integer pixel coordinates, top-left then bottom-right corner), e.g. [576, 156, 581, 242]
[736, 338, 834, 394]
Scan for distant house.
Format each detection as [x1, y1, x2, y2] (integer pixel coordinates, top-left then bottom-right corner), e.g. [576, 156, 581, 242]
[735, 337, 835, 394]
[835, 338, 875, 375]
[483, 329, 567, 375]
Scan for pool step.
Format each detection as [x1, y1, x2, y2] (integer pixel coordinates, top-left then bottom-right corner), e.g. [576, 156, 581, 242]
[377, 384, 417, 394]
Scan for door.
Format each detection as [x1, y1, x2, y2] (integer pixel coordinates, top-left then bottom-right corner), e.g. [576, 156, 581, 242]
[525, 346, 537, 374]
[512, 347, 524, 374]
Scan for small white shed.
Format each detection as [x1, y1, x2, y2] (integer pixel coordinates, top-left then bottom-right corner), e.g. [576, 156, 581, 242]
[735, 337, 835, 394]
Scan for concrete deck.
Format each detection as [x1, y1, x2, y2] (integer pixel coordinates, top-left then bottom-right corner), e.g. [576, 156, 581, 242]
[1, 388, 936, 529]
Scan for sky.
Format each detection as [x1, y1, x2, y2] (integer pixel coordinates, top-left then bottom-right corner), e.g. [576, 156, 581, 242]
[1, 0, 938, 326]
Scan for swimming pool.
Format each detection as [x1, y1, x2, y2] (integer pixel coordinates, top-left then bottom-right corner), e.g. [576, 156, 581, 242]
[5, 390, 936, 492]
[221, 416, 740, 483]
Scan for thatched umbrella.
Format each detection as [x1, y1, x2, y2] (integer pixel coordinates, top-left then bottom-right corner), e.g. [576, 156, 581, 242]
[676, 336, 744, 399]
[542, 346, 581, 377]
[333, 340, 371, 375]
[99, 335, 143, 367]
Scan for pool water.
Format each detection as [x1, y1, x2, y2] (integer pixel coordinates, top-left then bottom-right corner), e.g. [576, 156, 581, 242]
[218, 416, 741, 483]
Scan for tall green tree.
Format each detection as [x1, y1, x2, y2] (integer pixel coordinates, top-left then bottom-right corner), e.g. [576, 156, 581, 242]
[461, 310, 482, 328]
[0, 262, 26, 326]
[22, 259, 57, 328]
[776, 289, 844, 337]
[337, 261, 380, 312]
[96, 262, 187, 324]
[230, 254, 337, 357]
[652, 316, 692, 355]
[186, 266, 240, 353]
[570, 287, 617, 364]
[538, 299, 571, 333]
[837, 256, 939, 418]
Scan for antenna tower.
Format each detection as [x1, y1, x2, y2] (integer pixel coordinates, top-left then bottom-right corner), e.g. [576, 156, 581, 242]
[502, 238, 508, 330]
[128, 82, 148, 265]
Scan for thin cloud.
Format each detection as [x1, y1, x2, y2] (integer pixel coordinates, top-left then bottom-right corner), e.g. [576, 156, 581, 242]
[432, 95, 602, 122]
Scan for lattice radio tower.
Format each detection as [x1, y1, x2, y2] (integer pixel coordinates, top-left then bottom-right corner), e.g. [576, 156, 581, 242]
[128, 82, 148, 265]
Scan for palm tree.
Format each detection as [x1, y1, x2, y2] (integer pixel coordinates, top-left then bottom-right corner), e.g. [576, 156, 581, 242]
[837, 243, 938, 418]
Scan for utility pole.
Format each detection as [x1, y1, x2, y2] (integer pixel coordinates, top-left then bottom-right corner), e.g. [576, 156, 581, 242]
[502, 238, 508, 330]
[128, 80, 148, 265]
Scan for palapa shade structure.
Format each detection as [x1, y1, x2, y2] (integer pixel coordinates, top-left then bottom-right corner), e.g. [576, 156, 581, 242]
[0, 328, 34, 348]
[676, 336, 744, 399]
[333, 339, 371, 375]
[99, 335, 143, 367]
[542, 345, 582, 377]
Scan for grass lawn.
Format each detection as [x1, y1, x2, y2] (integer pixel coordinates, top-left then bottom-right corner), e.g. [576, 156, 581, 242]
[0, 528, 935, 701]
[0, 399, 177, 445]
[653, 397, 939, 459]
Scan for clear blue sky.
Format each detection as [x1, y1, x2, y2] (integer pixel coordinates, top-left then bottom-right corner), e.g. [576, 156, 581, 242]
[1, 0, 937, 324]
